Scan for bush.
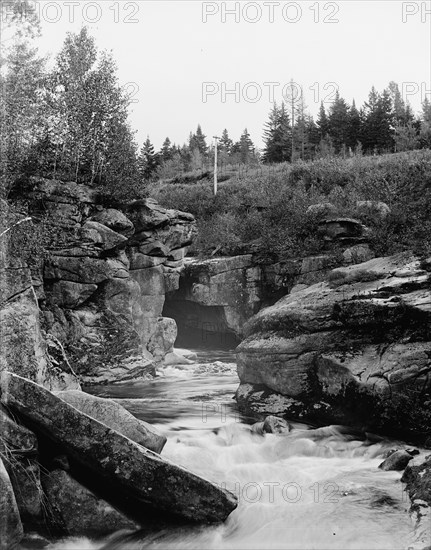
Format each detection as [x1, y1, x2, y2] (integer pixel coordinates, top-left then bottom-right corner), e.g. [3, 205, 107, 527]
[149, 150, 431, 261]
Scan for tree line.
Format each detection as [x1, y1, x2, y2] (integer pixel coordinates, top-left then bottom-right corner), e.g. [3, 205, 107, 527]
[1, 8, 430, 198]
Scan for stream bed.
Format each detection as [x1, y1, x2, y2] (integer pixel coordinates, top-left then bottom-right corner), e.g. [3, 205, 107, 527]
[50, 349, 415, 550]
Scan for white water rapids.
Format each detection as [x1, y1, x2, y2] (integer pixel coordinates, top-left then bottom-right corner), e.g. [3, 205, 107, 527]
[49, 349, 417, 550]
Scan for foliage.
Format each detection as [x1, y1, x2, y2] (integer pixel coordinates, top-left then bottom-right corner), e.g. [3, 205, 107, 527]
[149, 149, 431, 260]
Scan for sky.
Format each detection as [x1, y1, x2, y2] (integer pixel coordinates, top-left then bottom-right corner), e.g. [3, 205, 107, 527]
[27, 0, 431, 149]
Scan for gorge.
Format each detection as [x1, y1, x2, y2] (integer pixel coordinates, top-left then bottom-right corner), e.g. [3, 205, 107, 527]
[0, 178, 430, 550]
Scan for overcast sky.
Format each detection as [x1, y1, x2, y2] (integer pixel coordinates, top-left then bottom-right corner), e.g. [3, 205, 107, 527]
[33, 0, 431, 149]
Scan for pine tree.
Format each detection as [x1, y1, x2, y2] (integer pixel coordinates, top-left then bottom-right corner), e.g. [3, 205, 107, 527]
[138, 137, 159, 180]
[316, 102, 329, 139]
[419, 97, 431, 149]
[189, 124, 207, 156]
[262, 102, 291, 163]
[361, 86, 394, 153]
[347, 100, 362, 151]
[219, 128, 233, 154]
[160, 137, 174, 162]
[238, 128, 255, 164]
[328, 91, 350, 154]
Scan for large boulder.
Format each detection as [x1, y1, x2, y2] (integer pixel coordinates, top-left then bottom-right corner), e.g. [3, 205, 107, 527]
[43, 469, 138, 536]
[0, 373, 237, 524]
[55, 390, 166, 453]
[236, 252, 431, 440]
[0, 458, 23, 550]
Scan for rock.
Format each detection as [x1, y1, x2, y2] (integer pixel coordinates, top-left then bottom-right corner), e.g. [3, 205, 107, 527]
[1, 372, 237, 524]
[147, 318, 177, 362]
[164, 351, 194, 366]
[356, 200, 390, 219]
[401, 455, 431, 549]
[48, 280, 97, 308]
[317, 218, 368, 241]
[164, 255, 261, 338]
[263, 415, 292, 434]
[55, 390, 166, 453]
[379, 450, 413, 471]
[342, 244, 375, 265]
[250, 421, 265, 435]
[0, 458, 23, 550]
[0, 406, 38, 455]
[80, 221, 127, 251]
[19, 532, 50, 549]
[251, 416, 292, 436]
[236, 252, 431, 438]
[44, 256, 128, 284]
[306, 203, 338, 218]
[91, 208, 134, 234]
[43, 469, 139, 536]
[5, 458, 43, 520]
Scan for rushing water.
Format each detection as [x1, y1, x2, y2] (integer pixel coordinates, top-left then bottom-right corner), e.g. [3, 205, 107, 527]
[50, 349, 416, 550]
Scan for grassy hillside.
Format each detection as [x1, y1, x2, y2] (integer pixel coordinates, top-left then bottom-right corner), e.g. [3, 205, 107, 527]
[149, 150, 431, 260]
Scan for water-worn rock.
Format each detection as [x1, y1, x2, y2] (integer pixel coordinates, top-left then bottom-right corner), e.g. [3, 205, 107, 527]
[1, 372, 237, 524]
[236, 252, 431, 440]
[0, 406, 37, 455]
[55, 390, 166, 453]
[43, 469, 138, 536]
[379, 450, 413, 471]
[401, 455, 431, 549]
[0, 458, 23, 550]
[5, 458, 43, 521]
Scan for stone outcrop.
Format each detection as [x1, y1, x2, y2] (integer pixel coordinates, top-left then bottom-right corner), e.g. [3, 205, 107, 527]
[165, 245, 376, 344]
[0, 372, 237, 525]
[402, 455, 431, 549]
[56, 390, 166, 453]
[236, 252, 431, 441]
[20, 178, 196, 384]
[0, 201, 80, 392]
[43, 469, 139, 536]
[0, 458, 23, 550]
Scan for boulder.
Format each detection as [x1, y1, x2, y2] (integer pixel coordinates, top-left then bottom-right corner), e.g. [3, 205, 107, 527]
[236, 253, 431, 438]
[55, 390, 166, 453]
[91, 208, 134, 234]
[1, 373, 237, 524]
[5, 458, 43, 520]
[80, 221, 127, 251]
[317, 218, 368, 241]
[342, 244, 374, 264]
[0, 406, 38, 455]
[378, 450, 413, 471]
[43, 469, 138, 536]
[263, 415, 292, 434]
[147, 317, 177, 362]
[48, 280, 97, 309]
[0, 458, 23, 550]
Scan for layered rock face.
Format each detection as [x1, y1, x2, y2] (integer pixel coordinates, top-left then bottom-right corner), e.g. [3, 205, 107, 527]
[236, 252, 431, 441]
[22, 178, 196, 383]
[165, 244, 375, 345]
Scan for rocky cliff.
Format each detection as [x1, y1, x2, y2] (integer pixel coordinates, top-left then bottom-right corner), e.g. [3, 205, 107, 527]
[236, 252, 431, 443]
[2, 178, 196, 386]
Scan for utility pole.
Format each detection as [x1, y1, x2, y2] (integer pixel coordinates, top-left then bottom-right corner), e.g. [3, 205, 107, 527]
[213, 136, 220, 195]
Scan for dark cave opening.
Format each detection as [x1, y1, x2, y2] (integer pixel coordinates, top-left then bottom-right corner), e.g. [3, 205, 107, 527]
[162, 298, 240, 350]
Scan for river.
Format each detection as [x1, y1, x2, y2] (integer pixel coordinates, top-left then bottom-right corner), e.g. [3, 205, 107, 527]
[50, 349, 415, 550]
